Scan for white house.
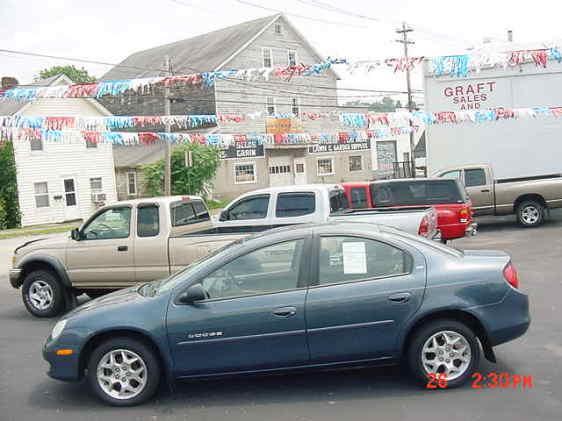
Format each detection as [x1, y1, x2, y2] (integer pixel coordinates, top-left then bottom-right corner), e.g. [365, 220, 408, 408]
[1, 74, 117, 226]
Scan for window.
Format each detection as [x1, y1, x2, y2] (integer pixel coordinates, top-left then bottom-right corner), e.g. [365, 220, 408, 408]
[371, 180, 464, 207]
[269, 165, 291, 174]
[200, 239, 304, 300]
[288, 50, 297, 66]
[349, 155, 362, 172]
[317, 158, 334, 176]
[137, 205, 160, 237]
[171, 202, 196, 226]
[82, 207, 131, 240]
[318, 236, 412, 285]
[64, 178, 77, 206]
[235, 163, 256, 184]
[262, 47, 272, 67]
[329, 190, 349, 213]
[192, 200, 210, 220]
[465, 168, 487, 187]
[295, 163, 304, 173]
[30, 138, 43, 151]
[90, 177, 103, 192]
[350, 187, 368, 209]
[274, 23, 282, 34]
[276, 192, 316, 217]
[266, 96, 276, 116]
[226, 195, 270, 220]
[34, 182, 49, 208]
[127, 171, 137, 195]
[291, 97, 300, 116]
[440, 170, 461, 180]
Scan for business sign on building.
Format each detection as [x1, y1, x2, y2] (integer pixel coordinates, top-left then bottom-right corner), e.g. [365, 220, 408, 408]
[442, 81, 497, 110]
[308, 140, 371, 154]
[219, 141, 264, 159]
[266, 117, 304, 134]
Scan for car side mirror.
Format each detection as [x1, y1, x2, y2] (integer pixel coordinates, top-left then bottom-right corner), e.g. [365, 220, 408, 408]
[178, 284, 207, 304]
[71, 228, 81, 241]
[218, 210, 228, 222]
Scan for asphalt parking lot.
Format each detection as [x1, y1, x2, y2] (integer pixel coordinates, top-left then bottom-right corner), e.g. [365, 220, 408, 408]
[0, 213, 561, 421]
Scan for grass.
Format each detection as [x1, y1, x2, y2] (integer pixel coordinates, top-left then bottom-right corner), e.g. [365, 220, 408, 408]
[206, 199, 229, 210]
[0, 222, 80, 239]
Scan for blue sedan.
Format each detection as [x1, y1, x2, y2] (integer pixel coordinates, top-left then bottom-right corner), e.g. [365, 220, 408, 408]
[43, 223, 530, 406]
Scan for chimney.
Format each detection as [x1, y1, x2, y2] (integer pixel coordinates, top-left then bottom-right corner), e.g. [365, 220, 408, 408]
[1, 77, 19, 89]
[507, 30, 513, 42]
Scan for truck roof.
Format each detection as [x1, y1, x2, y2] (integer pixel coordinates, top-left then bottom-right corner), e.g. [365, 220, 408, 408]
[238, 184, 343, 196]
[108, 195, 204, 207]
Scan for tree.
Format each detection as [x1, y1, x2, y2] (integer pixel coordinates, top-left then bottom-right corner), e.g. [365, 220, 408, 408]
[143, 143, 221, 197]
[0, 141, 21, 229]
[345, 96, 413, 112]
[37, 65, 97, 83]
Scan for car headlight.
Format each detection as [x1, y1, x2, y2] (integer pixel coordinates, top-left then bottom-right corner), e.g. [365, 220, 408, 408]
[51, 319, 67, 340]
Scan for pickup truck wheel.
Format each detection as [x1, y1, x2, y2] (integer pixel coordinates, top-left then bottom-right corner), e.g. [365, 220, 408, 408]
[87, 337, 161, 406]
[408, 319, 480, 389]
[517, 200, 544, 227]
[22, 270, 66, 318]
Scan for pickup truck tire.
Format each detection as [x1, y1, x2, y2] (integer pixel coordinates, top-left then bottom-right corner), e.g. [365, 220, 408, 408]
[407, 319, 480, 389]
[87, 337, 161, 406]
[516, 200, 545, 227]
[22, 270, 66, 318]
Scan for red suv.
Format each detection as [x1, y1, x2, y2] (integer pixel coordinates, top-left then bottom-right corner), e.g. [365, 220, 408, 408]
[342, 179, 477, 242]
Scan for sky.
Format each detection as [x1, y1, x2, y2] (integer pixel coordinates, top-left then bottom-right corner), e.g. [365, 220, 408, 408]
[1, 0, 561, 104]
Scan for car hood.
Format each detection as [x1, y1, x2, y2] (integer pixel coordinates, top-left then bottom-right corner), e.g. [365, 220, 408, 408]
[15, 234, 69, 254]
[66, 286, 144, 318]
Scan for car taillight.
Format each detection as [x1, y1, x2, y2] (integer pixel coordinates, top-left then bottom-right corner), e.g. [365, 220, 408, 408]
[503, 262, 520, 289]
[459, 206, 470, 223]
[418, 216, 429, 237]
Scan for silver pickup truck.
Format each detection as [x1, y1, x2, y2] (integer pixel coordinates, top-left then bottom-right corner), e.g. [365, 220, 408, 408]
[434, 164, 562, 227]
[213, 184, 439, 237]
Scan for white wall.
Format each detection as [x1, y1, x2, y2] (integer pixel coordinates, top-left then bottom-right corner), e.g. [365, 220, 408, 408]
[423, 60, 562, 178]
[14, 97, 117, 226]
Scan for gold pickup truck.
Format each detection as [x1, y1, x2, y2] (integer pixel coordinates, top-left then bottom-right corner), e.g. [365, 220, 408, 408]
[434, 164, 562, 227]
[9, 196, 248, 318]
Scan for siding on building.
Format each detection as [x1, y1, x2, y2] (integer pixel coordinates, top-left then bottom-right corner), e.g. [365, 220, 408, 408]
[115, 167, 152, 201]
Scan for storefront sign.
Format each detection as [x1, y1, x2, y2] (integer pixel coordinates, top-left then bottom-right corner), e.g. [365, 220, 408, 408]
[443, 81, 496, 110]
[266, 117, 304, 134]
[219, 141, 264, 159]
[308, 140, 370, 154]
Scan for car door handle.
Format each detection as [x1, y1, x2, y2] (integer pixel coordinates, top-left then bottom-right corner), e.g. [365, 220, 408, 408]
[117, 245, 128, 252]
[272, 306, 297, 317]
[388, 292, 411, 303]
[481, 189, 490, 193]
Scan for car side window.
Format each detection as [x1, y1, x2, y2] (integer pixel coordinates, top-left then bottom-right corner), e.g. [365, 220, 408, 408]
[200, 239, 304, 299]
[227, 195, 270, 220]
[171, 202, 197, 226]
[440, 170, 461, 180]
[276, 192, 315, 217]
[192, 200, 210, 220]
[318, 236, 411, 285]
[464, 169, 487, 187]
[82, 207, 131, 240]
[350, 187, 368, 208]
[137, 205, 160, 237]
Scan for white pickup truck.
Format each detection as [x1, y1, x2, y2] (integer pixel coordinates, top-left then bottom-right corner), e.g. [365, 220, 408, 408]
[214, 184, 439, 238]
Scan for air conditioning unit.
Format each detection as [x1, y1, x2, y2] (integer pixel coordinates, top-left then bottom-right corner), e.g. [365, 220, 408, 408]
[91, 192, 107, 203]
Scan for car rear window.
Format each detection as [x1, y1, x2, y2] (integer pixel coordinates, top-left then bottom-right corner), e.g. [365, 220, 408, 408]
[171, 200, 209, 227]
[329, 190, 350, 213]
[371, 180, 465, 206]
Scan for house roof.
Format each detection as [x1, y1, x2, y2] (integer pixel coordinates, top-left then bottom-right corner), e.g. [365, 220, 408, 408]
[113, 143, 167, 168]
[103, 15, 281, 80]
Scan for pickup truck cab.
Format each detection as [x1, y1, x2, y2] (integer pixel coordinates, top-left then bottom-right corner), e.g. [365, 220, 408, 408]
[9, 196, 248, 318]
[342, 179, 476, 242]
[215, 184, 439, 239]
[435, 164, 562, 227]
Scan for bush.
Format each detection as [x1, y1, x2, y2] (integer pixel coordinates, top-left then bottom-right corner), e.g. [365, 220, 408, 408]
[0, 141, 20, 228]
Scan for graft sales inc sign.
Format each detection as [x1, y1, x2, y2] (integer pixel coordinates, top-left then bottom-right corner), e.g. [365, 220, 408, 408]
[443, 81, 497, 110]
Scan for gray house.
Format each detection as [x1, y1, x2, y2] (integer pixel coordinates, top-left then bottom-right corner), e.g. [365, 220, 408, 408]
[104, 14, 372, 201]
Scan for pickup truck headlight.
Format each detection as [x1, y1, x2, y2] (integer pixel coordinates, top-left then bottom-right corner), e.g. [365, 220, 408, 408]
[51, 319, 67, 340]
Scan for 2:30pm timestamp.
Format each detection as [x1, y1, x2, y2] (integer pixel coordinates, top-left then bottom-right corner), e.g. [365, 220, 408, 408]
[427, 372, 534, 390]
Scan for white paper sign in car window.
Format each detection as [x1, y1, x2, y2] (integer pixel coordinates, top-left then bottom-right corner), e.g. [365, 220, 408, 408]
[342, 242, 367, 274]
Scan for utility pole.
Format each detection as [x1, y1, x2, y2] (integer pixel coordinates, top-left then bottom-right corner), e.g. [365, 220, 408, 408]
[396, 22, 416, 178]
[163, 55, 172, 195]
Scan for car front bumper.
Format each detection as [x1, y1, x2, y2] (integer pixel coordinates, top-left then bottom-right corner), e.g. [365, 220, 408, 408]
[9, 268, 22, 288]
[465, 222, 478, 237]
[43, 337, 82, 382]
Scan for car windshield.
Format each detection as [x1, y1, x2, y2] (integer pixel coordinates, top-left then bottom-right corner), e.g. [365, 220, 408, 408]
[371, 180, 464, 206]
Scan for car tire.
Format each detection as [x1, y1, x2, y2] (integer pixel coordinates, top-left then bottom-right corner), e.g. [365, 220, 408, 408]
[22, 270, 66, 318]
[516, 200, 544, 227]
[408, 319, 480, 389]
[87, 337, 161, 406]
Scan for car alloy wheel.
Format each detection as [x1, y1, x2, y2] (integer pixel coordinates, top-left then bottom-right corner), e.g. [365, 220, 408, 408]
[28, 280, 54, 311]
[421, 330, 471, 381]
[520, 205, 540, 225]
[96, 349, 148, 401]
